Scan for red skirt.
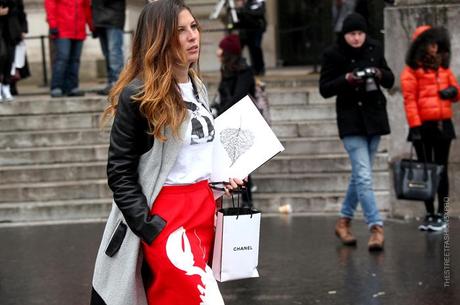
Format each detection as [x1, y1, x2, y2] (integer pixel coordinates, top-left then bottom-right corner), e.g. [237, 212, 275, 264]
[142, 180, 224, 305]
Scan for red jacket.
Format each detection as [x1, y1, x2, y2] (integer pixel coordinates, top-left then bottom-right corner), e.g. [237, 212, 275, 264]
[401, 66, 459, 127]
[400, 25, 459, 128]
[45, 0, 93, 40]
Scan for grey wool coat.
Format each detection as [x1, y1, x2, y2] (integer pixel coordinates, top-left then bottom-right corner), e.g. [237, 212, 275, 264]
[91, 77, 210, 305]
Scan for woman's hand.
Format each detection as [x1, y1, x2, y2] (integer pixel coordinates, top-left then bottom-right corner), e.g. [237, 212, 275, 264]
[224, 177, 245, 196]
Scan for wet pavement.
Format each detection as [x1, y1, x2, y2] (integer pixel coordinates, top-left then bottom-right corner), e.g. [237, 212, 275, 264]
[0, 215, 458, 305]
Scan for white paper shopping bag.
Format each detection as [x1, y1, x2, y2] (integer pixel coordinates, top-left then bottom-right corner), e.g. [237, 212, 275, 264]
[212, 207, 261, 282]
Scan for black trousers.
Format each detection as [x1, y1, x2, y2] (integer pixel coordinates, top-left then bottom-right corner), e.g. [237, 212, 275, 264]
[240, 30, 265, 76]
[413, 138, 452, 216]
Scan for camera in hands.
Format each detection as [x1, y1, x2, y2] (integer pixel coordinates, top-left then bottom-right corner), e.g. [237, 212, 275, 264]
[353, 67, 379, 92]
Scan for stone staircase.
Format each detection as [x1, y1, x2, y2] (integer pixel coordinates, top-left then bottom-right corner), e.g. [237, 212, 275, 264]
[0, 95, 110, 222]
[0, 71, 391, 223]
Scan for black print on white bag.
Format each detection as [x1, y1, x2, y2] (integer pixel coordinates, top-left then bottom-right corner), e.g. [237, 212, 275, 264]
[211, 206, 261, 282]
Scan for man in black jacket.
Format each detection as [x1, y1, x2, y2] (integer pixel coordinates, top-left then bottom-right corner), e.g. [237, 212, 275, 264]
[92, 0, 125, 95]
[319, 13, 394, 252]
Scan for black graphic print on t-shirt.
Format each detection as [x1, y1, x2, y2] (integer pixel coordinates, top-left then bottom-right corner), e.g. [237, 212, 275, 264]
[184, 101, 215, 145]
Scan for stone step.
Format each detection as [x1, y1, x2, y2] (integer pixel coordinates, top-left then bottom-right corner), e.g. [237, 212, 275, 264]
[251, 172, 389, 194]
[271, 104, 335, 122]
[0, 90, 329, 134]
[272, 119, 337, 138]
[0, 179, 111, 203]
[306, 88, 334, 105]
[208, 87, 314, 107]
[217, 87, 330, 107]
[0, 153, 388, 184]
[0, 119, 339, 149]
[0, 144, 109, 166]
[203, 74, 319, 91]
[0, 190, 390, 223]
[0, 88, 325, 118]
[0, 162, 106, 184]
[280, 136, 389, 155]
[0, 135, 389, 166]
[0, 199, 112, 223]
[0, 112, 104, 132]
[0, 172, 389, 203]
[0, 128, 110, 149]
[0, 95, 107, 116]
[266, 88, 309, 105]
[256, 153, 388, 175]
[0, 99, 332, 150]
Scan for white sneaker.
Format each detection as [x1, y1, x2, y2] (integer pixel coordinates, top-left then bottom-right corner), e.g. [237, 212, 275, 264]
[2, 84, 14, 101]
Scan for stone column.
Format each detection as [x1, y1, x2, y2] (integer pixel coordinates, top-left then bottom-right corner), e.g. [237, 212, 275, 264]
[263, 0, 277, 69]
[385, 0, 460, 217]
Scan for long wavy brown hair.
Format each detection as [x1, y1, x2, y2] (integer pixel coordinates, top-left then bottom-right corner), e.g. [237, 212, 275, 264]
[101, 0, 201, 141]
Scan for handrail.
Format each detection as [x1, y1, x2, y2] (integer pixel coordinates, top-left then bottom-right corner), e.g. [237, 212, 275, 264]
[23, 31, 134, 87]
[22, 26, 324, 86]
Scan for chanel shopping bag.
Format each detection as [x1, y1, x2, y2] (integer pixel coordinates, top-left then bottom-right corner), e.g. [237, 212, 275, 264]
[393, 144, 443, 201]
[211, 205, 261, 282]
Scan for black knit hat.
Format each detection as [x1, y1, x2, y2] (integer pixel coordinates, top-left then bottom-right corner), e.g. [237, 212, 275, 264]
[342, 13, 368, 34]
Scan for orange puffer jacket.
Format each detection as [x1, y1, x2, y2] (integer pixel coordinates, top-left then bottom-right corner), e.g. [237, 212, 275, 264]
[401, 66, 460, 127]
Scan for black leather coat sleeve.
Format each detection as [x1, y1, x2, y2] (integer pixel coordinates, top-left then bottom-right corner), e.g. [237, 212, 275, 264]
[107, 85, 165, 245]
[319, 48, 349, 99]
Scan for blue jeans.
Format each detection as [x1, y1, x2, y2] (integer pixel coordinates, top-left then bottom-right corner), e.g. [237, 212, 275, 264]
[341, 135, 383, 228]
[98, 28, 124, 85]
[51, 39, 83, 93]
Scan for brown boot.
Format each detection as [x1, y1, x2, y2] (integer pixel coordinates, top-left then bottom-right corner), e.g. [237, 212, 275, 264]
[368, 225, 384, 251]
[335, 217, 357, 246]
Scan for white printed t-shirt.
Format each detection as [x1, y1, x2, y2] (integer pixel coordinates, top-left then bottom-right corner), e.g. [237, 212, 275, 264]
[164, 80, 215, 185]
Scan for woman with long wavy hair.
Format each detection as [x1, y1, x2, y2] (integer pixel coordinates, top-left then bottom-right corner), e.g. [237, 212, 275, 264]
[90, 1, 242, 305]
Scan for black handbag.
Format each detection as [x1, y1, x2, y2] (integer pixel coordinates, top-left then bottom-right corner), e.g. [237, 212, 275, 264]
[393, 144, 443, 201]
